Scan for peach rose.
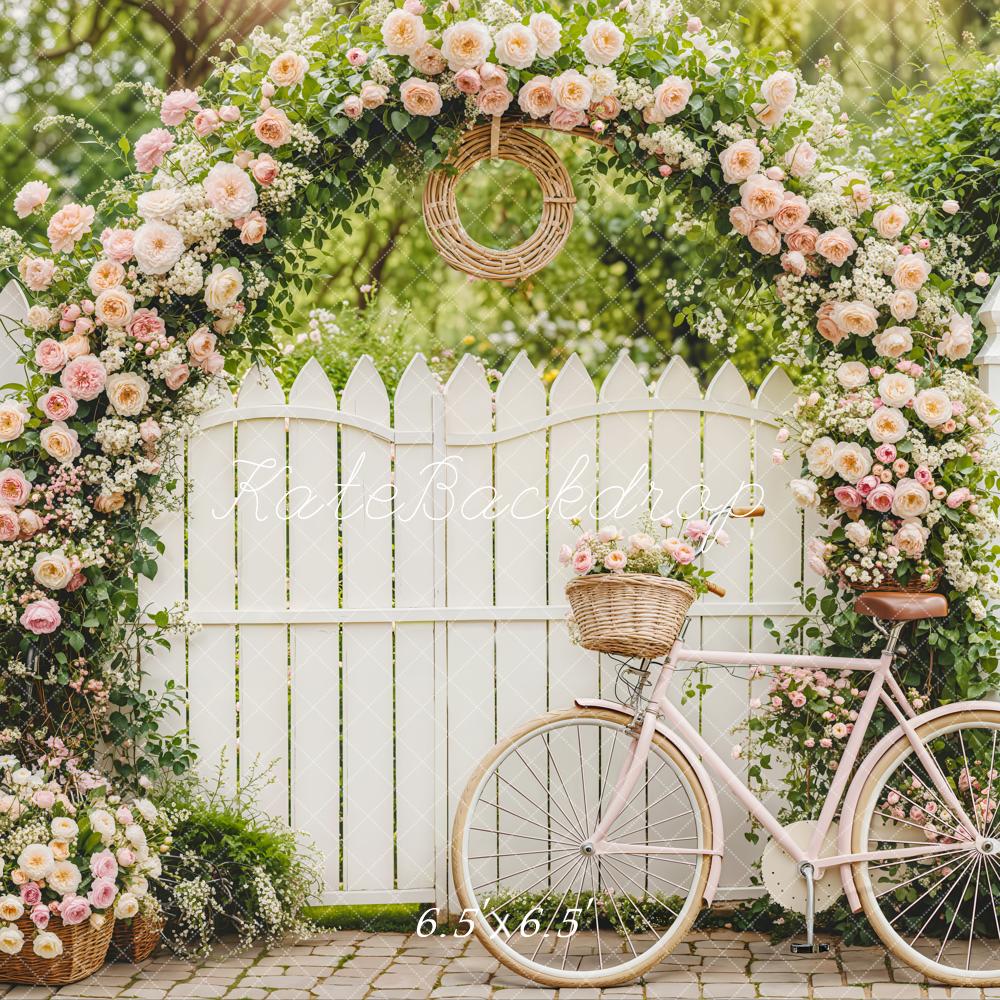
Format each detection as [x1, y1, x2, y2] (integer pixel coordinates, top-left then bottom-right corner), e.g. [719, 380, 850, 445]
[784, 225, 818, 254]
[100, 228, 135, 263]
[0, 507, 18, 542]
[250, 154, 279, 186]
[761, 70, 797, 110]
[192, 109, 221, 137]
[87, 260, 125, 294]
[868, 407, 909, 444]
[773, 193, 810, 234]
[253, 107, 292, 147]
[39, 421, 81, 464]
[872, 326, 913, 359]
[0, 469, 30, 506]
[187, 328, 217, 362]
[204, 265, 244, 311]
[381, 9, 428, 56]
[17, 255, 55, 292]
[441, 19, 492, 70]
[47, 203, 95, 253]
[13, 180, 50, 219]
[888, 289, 918, 321]
[913, 388, 952, 427]
[494, 22, 537, 69]
[165, 364, 190, 390]
[590, 94, 621, 120]
[269, 51, 308, 87]
[409, 43, 447, 75]
[729, 206, 754, 237]
[399, 77, 443, 116]
[94, 287, 135, 328]
[892, 253, 931, 291]
[548, 107, 586, 131]
[552, 70, 593, 111]
[718, 139, 761, 184]
[748, 223, 781, 256]
[18, 509, 43, 538]
[518, 76, 556, 118]
[0, 401, 28, 442]
[454, 69, 481, 94]
[106, 372, 150, 417]
[816, 302, 846, 345]
[580, 18, 624, 65]
[814, 226, 857, 267]
[891, 479, 930, 518]
[94, 492, 125, 513]
[831, 300, 878, 337]
[357, 83, 387, 112]
[873, 204, 909, 240]
[740, 173, 784, 220]
[649, 76, 692, 120]
[477, 85, 512, 116]
[784, 141, 816, 177]
[238, 211, 267, 245]
[63, 333, 90, 359]
[938, 312, 973, 361]
[781, 250, 807, 275]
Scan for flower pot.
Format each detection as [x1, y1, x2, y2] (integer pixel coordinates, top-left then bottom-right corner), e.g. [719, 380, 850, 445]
[566, 573, 696, 658]
[110, 913, 163, 963]
[0, 913, 114, 986]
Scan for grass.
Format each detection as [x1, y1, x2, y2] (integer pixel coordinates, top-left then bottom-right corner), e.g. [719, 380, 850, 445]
[304, 903, 430, 933]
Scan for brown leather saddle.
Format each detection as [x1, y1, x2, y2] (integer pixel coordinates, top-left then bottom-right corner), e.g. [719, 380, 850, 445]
[854, 591, 948, 621]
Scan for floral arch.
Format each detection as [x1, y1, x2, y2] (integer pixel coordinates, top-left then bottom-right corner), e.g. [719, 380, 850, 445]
[0, 0, 996, 780]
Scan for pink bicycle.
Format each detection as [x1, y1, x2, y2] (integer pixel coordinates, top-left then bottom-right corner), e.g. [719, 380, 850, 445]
[452, 506, 1000, 988]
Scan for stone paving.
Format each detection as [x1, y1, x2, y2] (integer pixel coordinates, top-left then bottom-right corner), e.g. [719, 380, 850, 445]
[2, 930, 999, 1000]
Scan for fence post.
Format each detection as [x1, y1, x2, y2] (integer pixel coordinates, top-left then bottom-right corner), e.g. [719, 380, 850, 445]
[0, 280, 28, 393]
[976, 276, 1000, 406]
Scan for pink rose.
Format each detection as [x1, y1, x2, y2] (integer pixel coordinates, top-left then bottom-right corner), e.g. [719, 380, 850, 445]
[219, 105, 240, 123]
[134, 129, 174, 172]
[815, 227, 858, 267]
[784, 225, 818, 254]
[856, 475, 879, 497]
[250, 154, 279, 186]
[13, 180, 51, 219]
[238, 211, 267, 245]
[673, 542, 696, 565]
[454, 68, 482, 94]
[947, 487, 972, 508]
[253, 107, 292, 147]
[399, 77, 443, 116]
[548, 107, 586, 131]
[20, 883, 41, 906]
[590, 95, 621, 120]
[47, 203, 96, 253]
[784, 142, 817, 178]
[0, 469, 30, 507]
[66, 571, 86, 592]
[0, 507, 18, 542]
[90, 850, 119, 881]
[186, 327, 217, 362]
[200, 351, 225, 375]
[347, 47, 367, 67]
[683, 519, 711, 542]
[116, 847, 136, 868]
[35, 338, 67, 374]
[866, 484, 895, 512]
[833, 485, 862, 509]
[60, 895, 92, 925]
[874, 443, 897, 464]
[139, 419, 162, 444]
[100, 228, 135, 263]
[31, 789, 55, 810]
[748, 223, 781, 256]
[18, 509, 43, 539]
[781, 251, 806, 276]
[914, 465, 932, 486]
[128, 308, 166, 344]
[30, 905, 49, 929]
[816, 302, 845, 346]
[60, 354, 107, 401]
[478, 85, 513, 116]
[192, 108, 221, 137]
[20, 598, 61, 635]
[359, 83, 388, 110]
[160, 88, 200, 125]
[18, 256, 56, 292]
[773, 194, 810, 234]
[479, 63, 507, 88]
[165, 364, 190, 390]
[572, 548, 594, 574]
[342, 96, 364, 119]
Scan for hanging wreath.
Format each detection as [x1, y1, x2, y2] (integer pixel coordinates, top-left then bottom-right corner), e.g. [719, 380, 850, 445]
[0, 0, 996, 769]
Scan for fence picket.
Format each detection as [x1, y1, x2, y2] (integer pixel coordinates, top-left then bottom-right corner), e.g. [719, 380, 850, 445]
[340, 356, 394, 892]
[393, 355, 438, 893]
[187, 384, 237, 790]
[288, 358, 342, 896]
[0, 280, 28, 394]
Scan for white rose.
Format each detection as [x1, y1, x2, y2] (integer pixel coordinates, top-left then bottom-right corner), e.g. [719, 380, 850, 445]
[26, 305, 56, 330]
[136, 188, 183, 220]
[0, 894, 25, 921]
[203, 162, 258, 221]
[790, 478, 818, 507]
[584, 65, 617, 101]
[47, 860, 82, 896]
[32, 931, 64, 960]
[761, 70, 797, 110]
[832, 442, 873, 484]
[889, 289, 918, 321]
[129, 876, 149, 899]
[845, 521, 871, 547]
[115, 893, 140, 919]
[89, 808, 116, 842]
[529, 12, 561, 57]
[125, 824, 147, 848]
[106, 372, 150, 417]
[51, 816, 78, 839]
[894, 518, 928, 557]
[133, 221, 184, 276]
[32, 549, 74, 590]
[0, 925, 23, 955]
[806, 436, 836, 477]
[381, 9, 428, 56]
[913, 388, 952, 427]
[867, 406, 909, 444]
[494, 22, 537, 69]
[134, 798, 157, 822]
[580, 18, 624, 65]
[441, 19, 492, 70]
[877, 372, 915, 408]
[836, 361, 869, 389]
[872, 326, 913, 359]
[938, 313, 974, 361]
[204, 265, 244, 312]
[891, 478, 930, 518]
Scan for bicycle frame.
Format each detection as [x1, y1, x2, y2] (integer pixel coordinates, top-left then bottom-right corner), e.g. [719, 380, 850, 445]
[584, 629, 981, 893]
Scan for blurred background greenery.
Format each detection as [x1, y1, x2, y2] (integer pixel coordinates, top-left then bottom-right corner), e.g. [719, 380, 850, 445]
[3, 0, 999, 392]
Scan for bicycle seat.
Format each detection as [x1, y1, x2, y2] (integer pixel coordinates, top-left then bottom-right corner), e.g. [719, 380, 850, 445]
[854, 591, 948, 621]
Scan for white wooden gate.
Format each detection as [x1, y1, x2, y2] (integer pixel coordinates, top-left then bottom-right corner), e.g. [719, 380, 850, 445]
[138, 350, 805, 907]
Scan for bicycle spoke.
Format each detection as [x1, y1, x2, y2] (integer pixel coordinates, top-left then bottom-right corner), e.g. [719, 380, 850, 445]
[601, 852, 681, 921]
[481, 852, 582, 916]
[893, 762, 968, 841]
[472, 848, 578, 892]
[872, 853, 968, 899]
[606, 783, 690, 842]
[594, 859, 639, 960]
[984, 731, 998, 839]
[933, 857, 979, 963]
[958, 730, 982, 836]
[542, 732, 589, 839]
[560, 856, 589, 972]
[530, 857, 589, 963]
[469, 826, 578, 847]
[966, 857, 982, 970]
[578, 726, 590, 840]
[495, 770, 582, 844]
[589, 857, 604, 970]
[602, 759, 671, 836]
[904, 854, 978, 944]
[600, 853, 670, 941]
[477, 798, 581, 843]
[610, 850, 695, 894]
[512, 750, 586, 842]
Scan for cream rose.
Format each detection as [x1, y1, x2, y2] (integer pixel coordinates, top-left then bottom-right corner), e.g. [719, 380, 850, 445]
[88, 259, 126, 294]
[269, 50, 308, 87]
[740, 173, 784, 219]
[133, 221, 185, 275]
[204, 265, 244, 311]
[867, 406, 909, 444]
[136, 188, 183, 220]
[399, 77, 443, 116]
[552, 70, 593, 111]
[718, 139, 762, 184]
[529, 12, 561, 57]
[888, 289, 918, 321]
[106, 372, 150, 417]
[877, 372, 915, 408]
[0, 401, 29, 442]
[0, 896, 23, 922]
[47, 861, 82, 896]
[938, 313, 974, 361]
[204, 162, 258, 220]
[913, 388, 952, 427]
[806, 436, 836, 477]
[845, 521, 871, 548]
[441, 19, 492, 70]
[494, 22, 537, 69]
[0, 925, 23, 956]
[836, 361, 869, 389]
[761, 70, 797, 110]
[831, 300, 878, 337]
[832, 442, 873, 484]
[894, 518, 928, 558]
[115, 893, 140, 919]
[650, 76, 692, 119]
[18, 844, 55, 881]
[517, 76, 556, 118]
[33, 932, 63, 960]
[891, 479, 930, 518]
[381, 9, 428, 55]
[580, 18, 624, 65]
[33, 549, 75, 590]
[892, 253, 931, 291]
[873, 204, 909, 239]
[94, 287, 135, 328]
[790, 478, 818, 508]
[872, 326, 913, 359]
[40, 421, 81, 464]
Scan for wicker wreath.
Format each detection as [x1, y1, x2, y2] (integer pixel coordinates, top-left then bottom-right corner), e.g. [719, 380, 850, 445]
[422, 117, 577, 281]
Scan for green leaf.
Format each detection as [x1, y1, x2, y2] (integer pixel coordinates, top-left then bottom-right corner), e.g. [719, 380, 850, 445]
[390, 110, 411, 132]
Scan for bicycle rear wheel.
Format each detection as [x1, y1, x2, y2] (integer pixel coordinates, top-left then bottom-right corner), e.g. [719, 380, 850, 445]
[853, 709, 1000, 986]
[451, 707, 713, 988]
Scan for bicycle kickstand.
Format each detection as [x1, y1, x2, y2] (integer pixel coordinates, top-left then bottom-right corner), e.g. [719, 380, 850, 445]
[790, 863, 830, 955]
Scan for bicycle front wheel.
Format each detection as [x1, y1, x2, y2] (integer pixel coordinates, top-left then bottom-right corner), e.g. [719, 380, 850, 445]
[451, 707, 713, 988]
[853, 709, 1000, 986]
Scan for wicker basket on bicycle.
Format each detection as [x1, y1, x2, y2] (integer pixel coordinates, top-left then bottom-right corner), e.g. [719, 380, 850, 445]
[841, 567, 943, 594]
[566, 574, 696, 658]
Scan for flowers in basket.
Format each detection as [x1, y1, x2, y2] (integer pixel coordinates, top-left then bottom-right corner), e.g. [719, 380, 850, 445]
[559, 514, 727, 592]
[0, 756, 169, 960]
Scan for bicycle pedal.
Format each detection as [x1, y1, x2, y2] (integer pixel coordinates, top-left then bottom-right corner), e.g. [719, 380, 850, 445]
[790, 942, 829, 954]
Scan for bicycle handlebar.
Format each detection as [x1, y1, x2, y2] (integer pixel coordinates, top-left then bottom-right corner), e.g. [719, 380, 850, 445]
[732, 505, 765, 517]
[706, 581, 726, 598]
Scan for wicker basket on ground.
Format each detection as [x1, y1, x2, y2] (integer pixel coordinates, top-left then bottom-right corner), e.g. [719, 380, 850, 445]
[566, 574, 696, 659]
[110, 913, 163, 963]
[0, 913, 114, 985]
